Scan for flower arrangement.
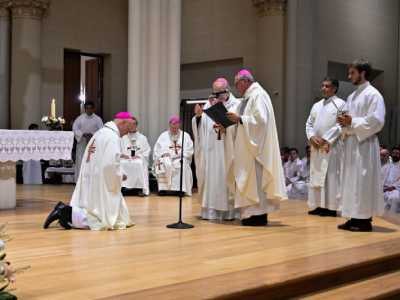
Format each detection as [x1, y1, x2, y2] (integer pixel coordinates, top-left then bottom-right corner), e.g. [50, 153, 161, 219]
[41, 99, 66, 130]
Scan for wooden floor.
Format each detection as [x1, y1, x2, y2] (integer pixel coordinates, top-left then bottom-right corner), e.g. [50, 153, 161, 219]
[1, 185, 400, 300]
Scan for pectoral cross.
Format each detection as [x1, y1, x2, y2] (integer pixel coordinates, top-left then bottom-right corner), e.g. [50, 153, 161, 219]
[169, 141, 181, 155]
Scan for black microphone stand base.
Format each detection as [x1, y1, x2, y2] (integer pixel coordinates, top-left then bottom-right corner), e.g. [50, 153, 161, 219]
[166, 221, 194, 229]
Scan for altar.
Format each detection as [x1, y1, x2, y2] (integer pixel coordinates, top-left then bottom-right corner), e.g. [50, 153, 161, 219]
[0, 130, 74, 209]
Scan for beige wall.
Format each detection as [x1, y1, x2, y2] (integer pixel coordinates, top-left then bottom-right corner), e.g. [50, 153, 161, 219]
[41, 0, 128, 123]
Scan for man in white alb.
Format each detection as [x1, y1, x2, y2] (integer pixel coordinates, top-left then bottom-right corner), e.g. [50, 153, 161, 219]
[306, 77, 345, 217]
[72, 101, 103, 182]
[220, 69, 287, 226]
[383, 147, 400, 215]
[337, 59, 385, 232]
[192, 78, 240, 221]
[284, 148, 308, 200]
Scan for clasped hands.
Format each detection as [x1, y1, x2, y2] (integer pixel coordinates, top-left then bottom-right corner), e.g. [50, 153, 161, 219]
[310, 136, 330, 153]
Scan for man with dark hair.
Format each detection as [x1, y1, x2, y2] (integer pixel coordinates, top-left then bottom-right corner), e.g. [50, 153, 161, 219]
[281, 146, 290, 165]
[337, 59, 385, 231]
[284, 148, 308, 199]
[383, 147, 400, 215]
[72, 101, 103, 182]
[306, 77, 345, 217]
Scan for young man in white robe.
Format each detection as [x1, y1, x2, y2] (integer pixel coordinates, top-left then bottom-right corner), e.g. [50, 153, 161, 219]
[120, 116, 151, 196]
[153, 116, 194, 196]
[284, 148, 308, 200]
[192, 78, 240, 221]
[306, 78, 345, 217]
[220, 69, 287, 226]
[72, 101, 103, 182]
[383, 147, 400, 215]
[43, 112, 135, 230]
[337, 59, 386, 232]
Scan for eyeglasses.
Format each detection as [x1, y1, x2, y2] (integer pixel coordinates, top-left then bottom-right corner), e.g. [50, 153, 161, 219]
[212, 90, 228, 98]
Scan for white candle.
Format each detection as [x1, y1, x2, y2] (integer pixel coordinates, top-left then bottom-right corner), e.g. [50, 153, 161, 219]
[50, 98, 56, 119]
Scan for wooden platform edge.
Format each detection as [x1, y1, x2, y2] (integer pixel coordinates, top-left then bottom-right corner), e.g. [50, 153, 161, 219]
[98, 238, 400, 300]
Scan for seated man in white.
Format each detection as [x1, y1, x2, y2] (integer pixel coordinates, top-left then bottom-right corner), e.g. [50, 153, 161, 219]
[23, 124, 42, 185]
[383, 147, 400, 214]
[284, 148, 308, 199]
[153, 116, 194, 196]
[120, 116, 151, 196]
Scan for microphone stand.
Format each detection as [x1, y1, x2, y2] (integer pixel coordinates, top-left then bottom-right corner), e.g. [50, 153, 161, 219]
[166, 99, 198, 229]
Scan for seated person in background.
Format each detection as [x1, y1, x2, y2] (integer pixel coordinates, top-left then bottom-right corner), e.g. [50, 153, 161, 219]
[23, 123, 43, 185]
[281, 146, 290, 166]
[383, 147, 400, 214]
[284, 148, 308, 200]
[153, 116, 194, 196]
[120, 116, 151, 196]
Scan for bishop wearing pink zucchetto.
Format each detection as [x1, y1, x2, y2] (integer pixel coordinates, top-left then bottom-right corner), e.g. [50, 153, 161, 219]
[153, 115, 194, 196]
[192, 77, 241, 221]
[218, 69, 288, 226]
[43, 112, 136, 231]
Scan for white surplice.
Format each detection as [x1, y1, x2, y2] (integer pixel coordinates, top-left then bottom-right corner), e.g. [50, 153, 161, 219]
[70, 121, 133, 230]
[153, 130, 194, 195]
[305, 96, 345, 210]
[340, 82, 385, 219]
[192, 95, 240, 220]
[120, 132, 151, 195]
[225, 82, 287, 219]
[284, 158, 308, 200]
[22, 160, 42, 185]
[72, 113, 103, 182]
[382, 162, 400, 214]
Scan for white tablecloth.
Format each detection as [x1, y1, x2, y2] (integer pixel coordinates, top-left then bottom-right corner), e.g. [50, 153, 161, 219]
[0, 130, 74, 209]
[0, 130, 74, 162]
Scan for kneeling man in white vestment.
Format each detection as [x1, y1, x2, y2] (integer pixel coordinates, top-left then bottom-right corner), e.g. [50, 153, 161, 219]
[306, 77, 345, 217]
[153, 116, 194, 196]
[221, 70, 287, 226]
[120, 116, 151, 196]
[43, 112, 135, 230]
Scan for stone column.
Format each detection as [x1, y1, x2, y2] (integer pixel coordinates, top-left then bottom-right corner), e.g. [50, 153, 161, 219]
[284, 0, 315, 149]
[0, 1, 10, 129]
[252, 0, 286, 140]
[128, 0, 181, 146]
[9, 0, 49, 129]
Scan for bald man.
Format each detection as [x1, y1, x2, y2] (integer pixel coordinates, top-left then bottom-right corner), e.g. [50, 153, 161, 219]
[221, 70, 287, 226]
[192, 78, 240, 221]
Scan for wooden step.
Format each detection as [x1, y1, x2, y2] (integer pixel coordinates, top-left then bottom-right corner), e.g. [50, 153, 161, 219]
[100, 238, 400, 300]
[300, 271, 400, 300]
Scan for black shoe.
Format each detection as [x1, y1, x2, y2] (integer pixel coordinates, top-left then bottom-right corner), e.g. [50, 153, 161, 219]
[58, 206, 73, 230]
[43, 201, 65, 229]
[338, 219, 353, 230]
[320, 209, 337, 217]
[308, 207, 323, 215]
[241, 214, 268, 226]
[348, 218, 372, 232]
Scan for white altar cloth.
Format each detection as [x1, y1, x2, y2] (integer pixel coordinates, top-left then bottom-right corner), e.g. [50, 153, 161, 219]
[0, 130, 74, 209]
